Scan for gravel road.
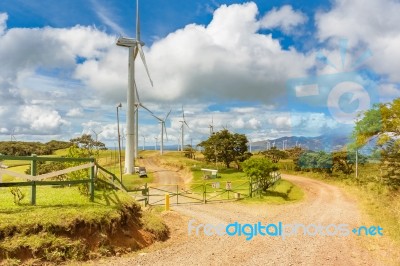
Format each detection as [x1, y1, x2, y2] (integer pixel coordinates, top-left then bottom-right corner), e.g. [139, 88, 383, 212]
[88, 156, 399, 266]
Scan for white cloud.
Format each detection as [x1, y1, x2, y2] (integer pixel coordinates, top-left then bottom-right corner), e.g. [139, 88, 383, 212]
[316, 0, 400, 82]
[248, 118, 262, 129]
[19, 106, 69, 134]
[77, 2, 313, 105]
[378, 83, 400, 102]
[91, 0, 126, 35]
[0, 13, 7, 36]
[260, 5, 308, 34]
[66, 108, 84, 117]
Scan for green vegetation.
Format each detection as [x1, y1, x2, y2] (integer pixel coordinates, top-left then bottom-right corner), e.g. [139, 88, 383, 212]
[261, 146, 288, 163]
[0, 185, 167, 263]
[243, 179, 304, 204]
[156, 151, 303, 204]
[354, 98, 400, 187]
[242, 157, 279, 191]
[296, 150, 367, 175]
[0, 140, 72, 156]
[198, 129, 251, 168]
[0, 143, 167, 263]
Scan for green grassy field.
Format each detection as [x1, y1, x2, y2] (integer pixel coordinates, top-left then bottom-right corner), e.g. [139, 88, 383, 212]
[155, 151, 304, 203]
[0, 149, 167, 263]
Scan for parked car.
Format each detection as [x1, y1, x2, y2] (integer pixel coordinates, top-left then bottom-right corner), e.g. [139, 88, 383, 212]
[138, 167, 147, 178]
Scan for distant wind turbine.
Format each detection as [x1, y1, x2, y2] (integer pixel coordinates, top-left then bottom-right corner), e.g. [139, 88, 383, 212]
[209, 116, 214, 135]
[154, 110, 171, 155]
[179, 106, 189, 151]
[116, 0, 153, 174]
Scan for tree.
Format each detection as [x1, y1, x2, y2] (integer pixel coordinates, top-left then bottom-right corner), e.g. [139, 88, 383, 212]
[332, 151, 367, 175]
[242, 157, 278, 191]
[297, 151, 333, 174]
[286, 146, 305, 171]
[198, 129, 251, 168]
[261, 147, 288, 163]
[184, 145, 196, 159]
[70, 134, 106, 156]
[353, 98, 400, 187]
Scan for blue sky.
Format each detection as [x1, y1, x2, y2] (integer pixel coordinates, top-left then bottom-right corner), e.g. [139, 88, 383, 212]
[0, 0, 399, 147]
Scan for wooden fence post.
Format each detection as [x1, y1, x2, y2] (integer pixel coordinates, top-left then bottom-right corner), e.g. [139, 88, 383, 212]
[31, 154, 37, 205]
[89, 158, 95, 202]
[249, 176, 253, 198]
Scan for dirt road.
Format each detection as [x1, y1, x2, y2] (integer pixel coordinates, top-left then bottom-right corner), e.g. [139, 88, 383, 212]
[92, 157, 399, 265]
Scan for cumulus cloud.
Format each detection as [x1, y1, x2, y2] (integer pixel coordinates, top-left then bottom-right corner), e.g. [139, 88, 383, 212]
[0, 17, 117, 138]
[77, 2, 313, 104]
[66, 108, 84, 117]
[316, 0, 400, 82]
[260, 5, 308, 34]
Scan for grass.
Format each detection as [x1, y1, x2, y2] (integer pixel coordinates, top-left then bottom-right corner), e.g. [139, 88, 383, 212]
[140, 206, 169, 240]
[0, 186, 135, 232]
[242, 179, 304, 204]
[278, 160, 400, 245]
[153, 151, 304, 204]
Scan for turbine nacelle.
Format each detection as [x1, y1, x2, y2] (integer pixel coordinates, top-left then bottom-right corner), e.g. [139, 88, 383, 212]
[116, 36, 144, 47]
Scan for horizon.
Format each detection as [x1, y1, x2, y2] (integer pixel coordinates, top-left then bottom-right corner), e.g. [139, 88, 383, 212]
[0, 0, 399, 147]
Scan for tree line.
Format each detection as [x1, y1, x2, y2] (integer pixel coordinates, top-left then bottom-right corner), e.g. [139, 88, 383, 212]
[0, 140, 72, 156]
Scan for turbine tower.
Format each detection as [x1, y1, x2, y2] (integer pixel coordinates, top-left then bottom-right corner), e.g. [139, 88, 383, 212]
[179, 107, 189, 151]
[116, 0, 153, 174]
[209, 116, 214, 135]
[154, 110, 171, 155]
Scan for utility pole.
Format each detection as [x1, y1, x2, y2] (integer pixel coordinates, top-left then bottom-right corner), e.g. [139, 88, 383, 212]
[116, 103, 123, 182]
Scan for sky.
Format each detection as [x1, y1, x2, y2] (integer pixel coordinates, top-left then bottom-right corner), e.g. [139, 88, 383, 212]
[0, 0, 399, 148]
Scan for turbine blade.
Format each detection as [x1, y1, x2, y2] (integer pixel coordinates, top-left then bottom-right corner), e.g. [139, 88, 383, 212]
[164, 122, 168, 141]
[136, 0, 140, 41]
[164, 109, 172, 121]
[138, 45, 153, 86]
[184, 120, 189, 129]
[140, 103, 159, 120]
[134, 80, 141, 103]
[133, 45, 139, 60]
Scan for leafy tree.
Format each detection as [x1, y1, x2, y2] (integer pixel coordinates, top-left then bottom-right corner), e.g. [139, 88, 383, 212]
[0, 140, 71, 156]
[297, 151, 333, 174]
[242, 157, 278, 191]
[198, 129, 251, 168]
[332, 151, 367, 175]
[261, 147, 288, 163]
[70, 134, 106, 156]
[353, 98, 400, 186]
[286, 146, 305, 171]
[184, 145, 196, 159]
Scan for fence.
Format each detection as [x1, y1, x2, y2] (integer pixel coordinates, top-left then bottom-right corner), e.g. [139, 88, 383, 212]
[0, 154, 282, 206]
[0, 154, 95, 205]
[143, 172, 281, 206]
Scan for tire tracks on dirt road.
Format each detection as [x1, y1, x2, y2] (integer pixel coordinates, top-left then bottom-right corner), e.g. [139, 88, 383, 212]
[93, 161, 399, 265]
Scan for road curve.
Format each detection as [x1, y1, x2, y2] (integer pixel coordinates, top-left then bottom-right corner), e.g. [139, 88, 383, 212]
[92, 169, 399, 265]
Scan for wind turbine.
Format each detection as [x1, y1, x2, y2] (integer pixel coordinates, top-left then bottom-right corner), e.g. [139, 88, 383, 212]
[10, 128, 17, 141]
[154, 110, 171, 155]
[116, 0, 153, 174]
[154, 137, 158, 151]
[209, 116, 214, 135]
[133, 82, 159, 154]
[179, 107, 189, 151]
[142, 135, 146, 150]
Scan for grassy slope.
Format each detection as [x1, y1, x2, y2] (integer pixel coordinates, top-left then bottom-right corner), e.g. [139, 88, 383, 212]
[0, 150, 168, 263]
[278, 160, 400, 244]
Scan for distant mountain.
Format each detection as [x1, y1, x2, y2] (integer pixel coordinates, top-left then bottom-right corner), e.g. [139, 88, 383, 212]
[250, 135, 352, 152]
